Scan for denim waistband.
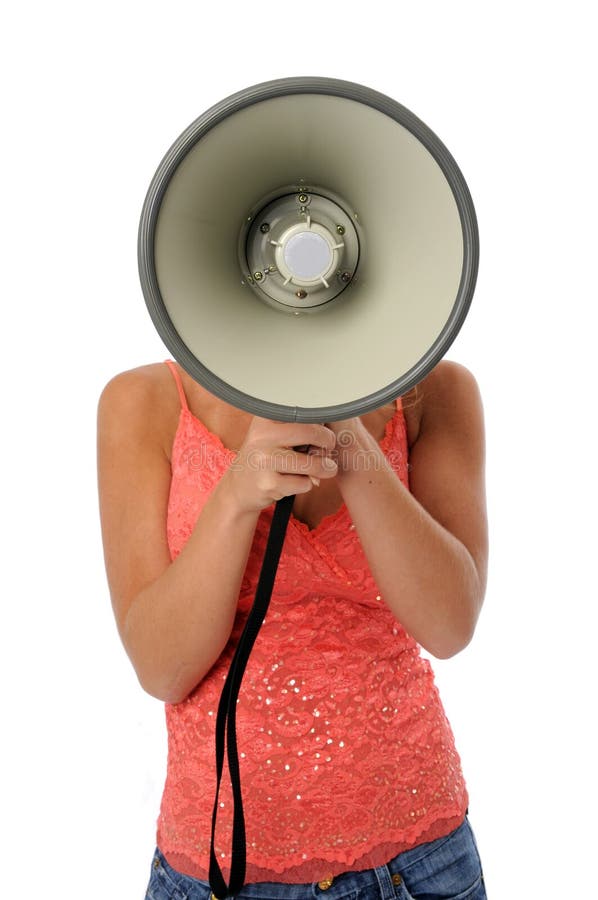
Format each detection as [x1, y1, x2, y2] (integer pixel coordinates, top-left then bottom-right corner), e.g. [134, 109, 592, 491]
[148, 815, 485, 900]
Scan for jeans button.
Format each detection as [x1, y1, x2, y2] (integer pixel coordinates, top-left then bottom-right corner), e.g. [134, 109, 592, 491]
[318, 876, 334, 890]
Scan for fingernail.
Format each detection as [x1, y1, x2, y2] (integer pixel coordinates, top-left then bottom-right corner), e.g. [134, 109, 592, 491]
[310, 477, 320, 487]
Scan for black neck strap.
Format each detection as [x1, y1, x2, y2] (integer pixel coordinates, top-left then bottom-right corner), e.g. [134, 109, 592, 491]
[209, 494, 295, 899]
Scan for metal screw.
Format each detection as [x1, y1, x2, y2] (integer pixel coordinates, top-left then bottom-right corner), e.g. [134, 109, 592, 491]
[340, 271, 352, 283]
[298, 193, 309, 204]
[253, 271, 264, 281]
[260, 223, 270, 233]
[295, 290, 307, 299]
[336, 225, 345, 235]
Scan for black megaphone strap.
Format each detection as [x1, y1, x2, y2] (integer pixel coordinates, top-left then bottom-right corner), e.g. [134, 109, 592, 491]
[209, 493, 295, 898]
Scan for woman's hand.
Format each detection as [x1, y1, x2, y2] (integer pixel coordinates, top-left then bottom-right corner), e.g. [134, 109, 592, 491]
[324, 417, 376, 478]
[221, 418, 338, 514]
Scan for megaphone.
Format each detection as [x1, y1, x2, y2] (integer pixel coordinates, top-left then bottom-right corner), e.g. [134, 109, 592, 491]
[138, 77, 479, 899]
[138, 76, 478, 423]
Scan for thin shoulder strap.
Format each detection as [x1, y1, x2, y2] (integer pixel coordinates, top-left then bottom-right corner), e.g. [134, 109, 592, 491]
[164, 359, 189, 412]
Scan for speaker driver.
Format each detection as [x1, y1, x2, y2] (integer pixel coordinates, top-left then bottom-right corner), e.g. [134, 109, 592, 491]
[241, 186, 360, 311]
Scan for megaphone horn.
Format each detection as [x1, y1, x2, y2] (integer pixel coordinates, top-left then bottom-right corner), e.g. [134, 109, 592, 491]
[138, 76, 478, 423]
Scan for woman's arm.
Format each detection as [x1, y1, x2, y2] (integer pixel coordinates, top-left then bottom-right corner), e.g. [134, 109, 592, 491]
[330, 361, 488, 659]
[97, 368, 336, 704]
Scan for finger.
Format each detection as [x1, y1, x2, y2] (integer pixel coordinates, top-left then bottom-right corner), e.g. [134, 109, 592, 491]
[252, 420, 336, 453]
[269, 449, 337, 478]
[266, 473, 315, 499]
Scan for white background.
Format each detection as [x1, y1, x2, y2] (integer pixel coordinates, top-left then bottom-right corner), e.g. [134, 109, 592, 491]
[2, 2, 596, 897]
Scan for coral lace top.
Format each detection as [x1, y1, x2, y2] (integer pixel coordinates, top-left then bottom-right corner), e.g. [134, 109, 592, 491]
[157, 360, 468, 885]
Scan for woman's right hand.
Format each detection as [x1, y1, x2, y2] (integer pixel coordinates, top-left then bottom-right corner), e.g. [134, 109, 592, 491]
[221, 418, 338, 514]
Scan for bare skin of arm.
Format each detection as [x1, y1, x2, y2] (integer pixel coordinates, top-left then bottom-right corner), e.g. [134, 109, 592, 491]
[97, 367, 337, 704]
[327, 360, 488, 658]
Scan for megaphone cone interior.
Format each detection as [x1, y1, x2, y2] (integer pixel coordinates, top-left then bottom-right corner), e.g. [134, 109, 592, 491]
[139, 78, 478, 422]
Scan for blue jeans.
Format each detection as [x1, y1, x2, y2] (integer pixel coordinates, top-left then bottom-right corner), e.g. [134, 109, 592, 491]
[144, 817, 486, 899]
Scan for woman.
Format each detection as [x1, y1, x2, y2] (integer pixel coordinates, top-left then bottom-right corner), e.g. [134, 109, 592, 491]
[97, 356, 488, 899]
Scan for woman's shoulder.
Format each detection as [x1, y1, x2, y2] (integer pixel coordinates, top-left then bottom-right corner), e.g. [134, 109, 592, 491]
[97, 362, 180, 455]
[402, 360, 482, 446]
[99, 362, 253, 454]
[421, 359, 480, 399]
[98, 362, 178, 416]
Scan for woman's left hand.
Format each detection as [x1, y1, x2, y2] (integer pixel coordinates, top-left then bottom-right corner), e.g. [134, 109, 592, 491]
[323, 418, 377, 477]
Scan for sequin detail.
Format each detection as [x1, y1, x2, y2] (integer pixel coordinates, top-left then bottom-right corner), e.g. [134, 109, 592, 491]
[158, 372, 468, 884]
